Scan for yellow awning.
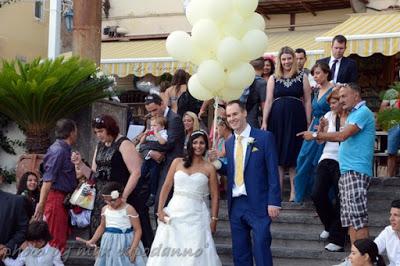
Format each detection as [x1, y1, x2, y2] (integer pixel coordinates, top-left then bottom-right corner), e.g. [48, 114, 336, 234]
[264, 29, 326, 68]
[316, 12, 400, 57]
[60, 40, 196, 77]
[100, 40, 196, 77]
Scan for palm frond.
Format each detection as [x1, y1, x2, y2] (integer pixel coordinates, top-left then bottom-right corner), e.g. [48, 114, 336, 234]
[0, 57, 112, 149]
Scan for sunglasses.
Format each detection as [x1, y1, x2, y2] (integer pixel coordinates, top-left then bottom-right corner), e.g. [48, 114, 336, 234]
[93, 117, 105, 127]
[144, 95, 154, 101]
[335, 83, 349, 88]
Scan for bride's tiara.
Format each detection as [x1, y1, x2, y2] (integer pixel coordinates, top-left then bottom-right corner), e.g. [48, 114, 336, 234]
[191, 130, 208, 137]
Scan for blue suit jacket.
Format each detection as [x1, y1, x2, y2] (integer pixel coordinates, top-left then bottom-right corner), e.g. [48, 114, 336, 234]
[221, 128, 281, 216]
[317, 56, 358, 83]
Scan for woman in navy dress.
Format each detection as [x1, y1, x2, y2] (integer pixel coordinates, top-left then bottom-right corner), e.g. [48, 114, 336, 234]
[294, 62, 333, 203]
[261, 46, 311, 201]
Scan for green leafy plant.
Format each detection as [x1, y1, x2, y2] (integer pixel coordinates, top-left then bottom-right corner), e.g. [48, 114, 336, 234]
[0, 57, 113, 154]
[377, 82, 400, 131]
[0, 113, 25, 154]
[0, 168, 16, 184]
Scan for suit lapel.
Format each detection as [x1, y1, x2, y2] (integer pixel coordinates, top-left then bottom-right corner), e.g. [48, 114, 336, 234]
[338, 57, 348, 82]
[227, 137, 235, 170]
[244, 128, 255, 170]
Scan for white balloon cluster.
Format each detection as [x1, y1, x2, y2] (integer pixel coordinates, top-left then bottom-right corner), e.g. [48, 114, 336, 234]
[166, 0, 268, 101]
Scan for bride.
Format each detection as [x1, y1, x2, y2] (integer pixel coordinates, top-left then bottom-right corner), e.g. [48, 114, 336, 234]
[147, 130, 221, 266]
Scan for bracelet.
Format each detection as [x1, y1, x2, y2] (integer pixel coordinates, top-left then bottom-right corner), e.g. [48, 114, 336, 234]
[211, 216, 219, 221]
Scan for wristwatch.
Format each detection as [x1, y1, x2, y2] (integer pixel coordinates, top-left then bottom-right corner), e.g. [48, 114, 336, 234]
[312, 132, 318, 139]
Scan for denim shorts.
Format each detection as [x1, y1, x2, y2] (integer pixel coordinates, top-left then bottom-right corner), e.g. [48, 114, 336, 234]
[388, 124, 400, 155]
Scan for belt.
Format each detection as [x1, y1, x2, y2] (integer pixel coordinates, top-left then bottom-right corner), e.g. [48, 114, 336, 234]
[49, 189, 68, 195]
[274, 96, 302, 102]
[104, 227, 133, 234]
[174, 190, 208, 201]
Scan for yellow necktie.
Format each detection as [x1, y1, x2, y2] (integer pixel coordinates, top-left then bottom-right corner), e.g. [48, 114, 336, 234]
[235, 136, 244, 187]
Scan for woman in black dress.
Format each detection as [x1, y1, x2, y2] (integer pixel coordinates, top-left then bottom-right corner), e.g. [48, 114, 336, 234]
[17, 171, 40, 221]
[261, 46, 312, 201]
[72, 114, 154, 251]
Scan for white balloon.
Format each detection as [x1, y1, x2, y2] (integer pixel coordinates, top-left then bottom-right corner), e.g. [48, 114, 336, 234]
[221, 12, 246, 39]
[190, 43, 211, 65]
[219, 87, 244, 101]
[197, 60, 226, 92]
[166, 31, 193, 62]
[191, 19, 221, 53]
[244, 13, 265, 31]
[186, 0, 208, 26]
[242, 29, 268, 61]
[188, 74, 214, 101]
[206, 0, 232, 22]
[217, 37, 244, 69]
[233, 0, 258, 17]
[226, 63, 255, 91]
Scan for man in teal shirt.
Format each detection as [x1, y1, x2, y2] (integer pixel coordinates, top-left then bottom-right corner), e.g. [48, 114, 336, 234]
[298, 83, 375, 247]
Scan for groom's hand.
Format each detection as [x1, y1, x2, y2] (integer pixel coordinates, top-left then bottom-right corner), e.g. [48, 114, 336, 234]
[268, 206, 280, 219]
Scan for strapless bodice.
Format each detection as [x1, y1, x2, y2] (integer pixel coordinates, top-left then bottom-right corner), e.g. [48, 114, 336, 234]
[173, 170, 209, 199]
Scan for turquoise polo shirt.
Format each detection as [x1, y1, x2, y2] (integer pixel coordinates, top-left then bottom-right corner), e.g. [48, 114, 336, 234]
[339, 101, 375, 177]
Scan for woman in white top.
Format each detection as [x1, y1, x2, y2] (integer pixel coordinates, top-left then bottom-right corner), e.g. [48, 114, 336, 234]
[311, 88, 348, 252]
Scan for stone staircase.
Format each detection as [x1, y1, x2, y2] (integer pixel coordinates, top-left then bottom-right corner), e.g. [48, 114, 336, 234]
[64, 177, 400, 266]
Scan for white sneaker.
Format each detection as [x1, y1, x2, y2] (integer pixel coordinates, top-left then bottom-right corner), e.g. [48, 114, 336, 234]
[325, 243, 344, 252]
[320, 230, 330, 239]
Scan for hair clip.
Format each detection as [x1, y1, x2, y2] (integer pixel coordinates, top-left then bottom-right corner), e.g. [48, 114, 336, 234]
[110, 190, 119, 199]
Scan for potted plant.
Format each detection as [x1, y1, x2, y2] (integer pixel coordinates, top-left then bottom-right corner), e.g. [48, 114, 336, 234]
[377, 82, 400, 131]
[0, 56, 113, 180]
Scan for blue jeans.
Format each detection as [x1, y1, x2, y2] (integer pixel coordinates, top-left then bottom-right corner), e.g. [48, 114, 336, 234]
[388, 124, 400, 155]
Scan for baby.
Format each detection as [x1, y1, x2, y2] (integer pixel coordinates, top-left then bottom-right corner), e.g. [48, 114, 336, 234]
[139, 116, 168, 207]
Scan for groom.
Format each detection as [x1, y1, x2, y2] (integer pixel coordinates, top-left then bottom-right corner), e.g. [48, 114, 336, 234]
[211, 100, 281, 266]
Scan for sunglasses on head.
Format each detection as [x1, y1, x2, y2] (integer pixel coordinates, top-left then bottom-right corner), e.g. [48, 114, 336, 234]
[144, 95, 154, 101]
[336, 83, 349, 88]
[93, 117, 105, 127]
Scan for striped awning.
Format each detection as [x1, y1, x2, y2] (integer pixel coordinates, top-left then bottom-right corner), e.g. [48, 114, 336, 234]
[316, 12, 400, 57]
[100, 40, 196, 77]
[264, 29, 326, 68]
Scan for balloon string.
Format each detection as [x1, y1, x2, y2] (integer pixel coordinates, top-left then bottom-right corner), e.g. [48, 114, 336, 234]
[212, 96, 219, 149]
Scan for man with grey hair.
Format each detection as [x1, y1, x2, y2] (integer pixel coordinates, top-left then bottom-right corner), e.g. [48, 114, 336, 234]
[298, 83, 375, 248]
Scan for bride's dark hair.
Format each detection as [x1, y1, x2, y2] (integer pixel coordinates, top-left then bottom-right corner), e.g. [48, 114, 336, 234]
[183, 130, 209, 168]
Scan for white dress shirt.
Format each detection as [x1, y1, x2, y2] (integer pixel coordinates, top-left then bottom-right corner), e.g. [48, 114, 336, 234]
[374, 225, 400, 266]
[232, 124, 251, 197]
[329, 56, 343, 83]
[319, 111, 340, 163]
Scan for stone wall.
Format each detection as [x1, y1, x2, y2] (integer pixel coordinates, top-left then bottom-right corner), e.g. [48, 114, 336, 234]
[71, 100, 129, 163]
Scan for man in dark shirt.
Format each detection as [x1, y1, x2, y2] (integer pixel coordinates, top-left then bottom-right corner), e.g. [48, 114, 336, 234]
[0, 175, 28, 266]
[33, 119, 78, 253]
[240, 57, 266, 128]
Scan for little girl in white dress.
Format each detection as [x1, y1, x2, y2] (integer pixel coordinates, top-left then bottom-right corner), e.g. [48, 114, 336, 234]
[82, 182, 147, 266]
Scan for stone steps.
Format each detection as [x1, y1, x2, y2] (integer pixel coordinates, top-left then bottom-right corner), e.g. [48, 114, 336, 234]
[64, 177, 399, 266]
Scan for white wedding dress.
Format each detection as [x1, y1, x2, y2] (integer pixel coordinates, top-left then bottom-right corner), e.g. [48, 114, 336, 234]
[147, 170, 222, 266]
